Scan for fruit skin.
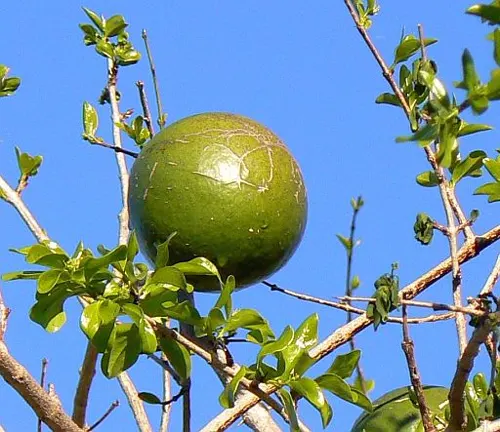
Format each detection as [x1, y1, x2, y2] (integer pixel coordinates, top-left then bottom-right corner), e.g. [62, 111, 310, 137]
[351, 386, 475, 432]
[129, 112, 307, 292]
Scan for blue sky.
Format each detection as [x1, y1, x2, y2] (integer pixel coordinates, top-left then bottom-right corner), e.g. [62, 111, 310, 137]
[1, 1, 500, 431]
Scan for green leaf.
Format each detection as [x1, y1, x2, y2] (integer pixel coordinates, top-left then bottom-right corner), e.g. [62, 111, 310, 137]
[278, 389, 300, 432]
[95, 40, 115, 59]
[257, 325, 294, 370]
[462, 49, 481, 92]
[327, 350, 360, 379]
[336, 234, 352, 251]
[488, 69, 500, 100]
[393, 35, 437, 65]
[82, 101, 98, 138]
[139, 284, 178, 317]
[121, 304, 157, 354]
[85, 245, 127, 271]
[0, 66, 21, 97]
[104, 15, 128, 37]
[289, 377, 332, 428]
[150, 267, 187, 291]
[2, 270, 43, 281]
[457, 122, 493, 137]
[30, 286, 73, 332]
[467, 4, 500, 25]
[159, 335, 192, 382]
[127, 232, 139, 262]
[219, 366, 247, 409]
[375, 93, 401, 107]
[396, 123, 438, 144]
[484, 158, 500, 182]
[174, 257, 221, 281]
[101, 323, 141, 378]
[15, 147, 43, 177]
[473, 373, 489, 400]
[223, 309, 268, 334]
[214, 275, 235, 317]
[452, 150, 487, 184]
[416, 171, 439, 187]
[25, 243, 69, 269]
[80, 299, 120, 352]
[154, 232, 177, 268]
[138, 392, 163, 405]
[316, 373, 373, 411]
[475, 182, 500, 202]
[82, 7, 104, 32]
[162, 301, 203, 326]
[414, 213, 434, 246]
[79, 24, 99, 45]
[366, 272, 400, 329]
[116, 48, 141, 66]
[494, 29, 500, 67]
[37, 269, 64, 294]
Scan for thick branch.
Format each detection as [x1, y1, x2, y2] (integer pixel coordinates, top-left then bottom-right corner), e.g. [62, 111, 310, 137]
[117, 373, 153, 432]
[0, 342, 83, 432]
[446, 320, 493, 432]
[72, 342, 98, 427]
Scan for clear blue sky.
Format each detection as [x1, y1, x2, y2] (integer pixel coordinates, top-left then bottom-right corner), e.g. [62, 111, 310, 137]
[1, 1, 499, 431]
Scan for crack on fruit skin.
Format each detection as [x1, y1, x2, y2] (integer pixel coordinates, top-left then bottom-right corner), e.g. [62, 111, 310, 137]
[143, 162, 159, 200]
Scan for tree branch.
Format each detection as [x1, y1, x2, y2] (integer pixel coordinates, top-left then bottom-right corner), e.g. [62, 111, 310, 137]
[202, 225, 500, 430]
[401, 304, 436, 432]
[0, 341, 83, 432]
[72, 342, 98, 427]
[446, 319, 493, 431]
[88, 400, 119, 431]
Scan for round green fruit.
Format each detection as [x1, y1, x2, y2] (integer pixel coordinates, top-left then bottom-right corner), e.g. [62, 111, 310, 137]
[129, 112, 307, 292]
[351, 386, 475, 432]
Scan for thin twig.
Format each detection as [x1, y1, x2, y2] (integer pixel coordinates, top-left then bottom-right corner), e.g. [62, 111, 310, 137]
[0, 175, 48, 242]
[72, 342, 98, 427]
[117, 373, 153, 432]
[90, 140, 138, 158]
[343, 197, 366, 392]
[182, 380, 191, 432]
[148, 354, 182, 386]
[401, 304, 436, 432]
[142, 30, 165, 128]
[339, 296, 485, 317]
[480, 254, 500, 296]
[159, 352, 172, 432]
[87, 400, 119, 431]
[446, 319, 493, 432]
[202, 225, 500, 431]
[107, 58, 131, 246]
[136, 81, 155, 137]
[37, 358, 49, 432]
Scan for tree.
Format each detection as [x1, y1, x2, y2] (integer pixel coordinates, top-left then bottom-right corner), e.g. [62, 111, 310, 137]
[2, 1, 500, 431]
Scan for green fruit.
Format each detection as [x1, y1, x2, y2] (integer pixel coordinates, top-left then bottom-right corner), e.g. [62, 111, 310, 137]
[129, 112, 307, 291]
[351, 386, 475, 432]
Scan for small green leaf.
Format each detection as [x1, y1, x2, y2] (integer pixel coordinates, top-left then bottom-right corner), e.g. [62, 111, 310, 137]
[127, 232, 139, 262]
[139, 284, 178, 317]
[396, 123, 438, 144]
[278, 389, 300, 432]
[154, 232, 177, 268]
[37, 269, 63, 294]
[82, 7, 105, 32]
[289, 377, 332, 428]
[80, 299, 120, 352]
[393, 35, 437, 65]
[150, 267, 187, 291]
[494, 29, 500, 67]
[104, 15, 128, 37]
[473, 372, 489, 400]
[336, 234, 352, 251]
[214, 275, 235, 317]
[375, 93, 401, 107]
[416, 171, 439, 187]
[30, 287, 73, 332]
[452, 150, 486, 185]
[2, 270, 43, 281]
[174, 257, 221, 281]
[95, 40, 115, 59]
[101, 323, 141, 378]
[138, 392, 163, 405]
[219, 366, 247, 408]
[327, 350, 360, 379]
[462, 49, 481, 91]
[159, 335, 192, 381]
[257, 326, 294, 370]
[457, 122, 493, 137]
[82, 101, 98, 137]
[85, 245, 127, 271]
[475, 182, 500, 202]
[15, 147, 43, 177]
[223, 309, 267, 334]
[484, 158, 500, 181]
[467, 4, 500, 25]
